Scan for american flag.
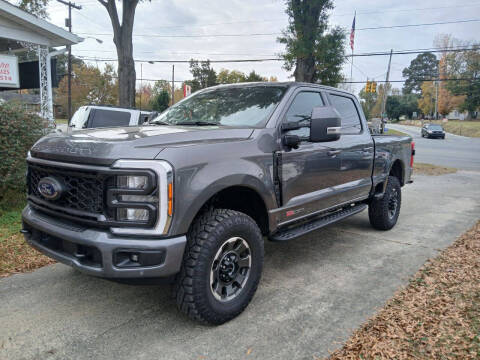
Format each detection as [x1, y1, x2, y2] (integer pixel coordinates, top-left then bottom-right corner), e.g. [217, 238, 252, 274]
[350, 14, 356, 51]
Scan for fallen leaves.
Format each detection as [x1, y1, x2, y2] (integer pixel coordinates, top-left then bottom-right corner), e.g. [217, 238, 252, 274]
[413, 163, 457, 176]
[326, 221, 480, 360]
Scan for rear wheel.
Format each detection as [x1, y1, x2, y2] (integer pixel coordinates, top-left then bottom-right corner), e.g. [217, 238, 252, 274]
[174, 208, 264, 324]
[369, 176, 401, 230]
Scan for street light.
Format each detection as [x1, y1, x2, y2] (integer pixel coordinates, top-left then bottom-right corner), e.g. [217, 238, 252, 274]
[84, 36, 103, 44]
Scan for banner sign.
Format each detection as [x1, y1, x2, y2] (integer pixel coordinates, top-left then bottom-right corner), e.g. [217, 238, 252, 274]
[183, 84, 192, 97]
[0, 55, 20, 88]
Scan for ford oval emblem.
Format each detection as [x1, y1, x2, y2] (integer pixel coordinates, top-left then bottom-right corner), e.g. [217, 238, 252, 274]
[38, 177, 64, 201]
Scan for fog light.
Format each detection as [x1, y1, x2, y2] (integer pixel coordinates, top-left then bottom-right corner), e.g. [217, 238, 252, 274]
[117, 208, 149, 221]
[130, 254, 139, 262]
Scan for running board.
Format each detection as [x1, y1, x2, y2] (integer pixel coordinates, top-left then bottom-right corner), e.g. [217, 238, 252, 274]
[269, 204, 367, 242]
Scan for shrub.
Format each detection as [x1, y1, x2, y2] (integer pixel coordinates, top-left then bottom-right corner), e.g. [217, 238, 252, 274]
[0, 102, 44, 206]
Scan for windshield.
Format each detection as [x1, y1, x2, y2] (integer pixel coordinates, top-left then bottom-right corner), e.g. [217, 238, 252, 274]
[428, 125, 443, 130]
[150, 86, 287, 127]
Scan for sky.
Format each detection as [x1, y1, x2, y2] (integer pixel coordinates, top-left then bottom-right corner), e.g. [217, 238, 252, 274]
[43, 0, 480, 95]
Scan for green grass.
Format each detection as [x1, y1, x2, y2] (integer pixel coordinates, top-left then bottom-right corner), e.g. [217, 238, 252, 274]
[400, 120, 480, 137]
[55, 118, 68, 125]
[385, 128, 410, 137]
[0, 208, 23, 239]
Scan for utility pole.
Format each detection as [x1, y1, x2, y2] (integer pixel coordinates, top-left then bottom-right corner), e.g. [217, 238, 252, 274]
[140, 63, 143, 110]
[380, 49, 393, 133]
[171, 64, 175, 106]
[57, 0, 82, 123]
[434, 79, 439, 120]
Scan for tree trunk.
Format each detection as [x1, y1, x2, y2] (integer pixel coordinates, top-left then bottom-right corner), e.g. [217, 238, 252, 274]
[294, 58, 316, 82]
[100, 0, 139, 107]
[116, 32, 136, 107]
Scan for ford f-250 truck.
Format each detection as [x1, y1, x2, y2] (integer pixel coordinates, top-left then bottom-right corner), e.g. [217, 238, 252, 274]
[22, 82, 414, 324]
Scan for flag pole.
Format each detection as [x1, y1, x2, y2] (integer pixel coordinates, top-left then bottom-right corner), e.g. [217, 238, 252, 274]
[350, 11, 356, 91]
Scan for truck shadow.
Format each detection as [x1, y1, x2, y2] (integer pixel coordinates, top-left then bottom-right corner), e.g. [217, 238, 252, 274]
[59, 215, 371, 328]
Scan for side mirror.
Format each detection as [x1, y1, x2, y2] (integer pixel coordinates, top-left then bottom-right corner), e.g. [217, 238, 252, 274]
[282, 134, 301, 149]
[310, 106, 342, 142]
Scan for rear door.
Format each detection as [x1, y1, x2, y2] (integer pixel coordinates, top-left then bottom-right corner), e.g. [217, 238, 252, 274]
[327, 92, 374, 202]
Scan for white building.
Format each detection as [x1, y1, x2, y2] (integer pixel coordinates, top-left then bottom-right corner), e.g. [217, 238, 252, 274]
[0, 0, 82, 123]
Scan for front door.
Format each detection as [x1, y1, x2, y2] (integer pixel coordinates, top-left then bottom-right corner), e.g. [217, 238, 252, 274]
[276, 90, 343, 225]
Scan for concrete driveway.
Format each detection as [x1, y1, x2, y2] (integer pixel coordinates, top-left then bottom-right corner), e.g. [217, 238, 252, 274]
[387, 123, 480, 171]
[2, 171, 480, 360]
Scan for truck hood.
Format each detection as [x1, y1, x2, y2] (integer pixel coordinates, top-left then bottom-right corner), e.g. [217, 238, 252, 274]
[30, 125, 254, 165]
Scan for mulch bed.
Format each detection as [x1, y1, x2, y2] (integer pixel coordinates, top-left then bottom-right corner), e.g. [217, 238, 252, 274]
[326, 221, 480, 359]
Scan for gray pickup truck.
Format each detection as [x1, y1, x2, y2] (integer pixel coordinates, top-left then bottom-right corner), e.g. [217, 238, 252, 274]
[22, 82, 414, 324]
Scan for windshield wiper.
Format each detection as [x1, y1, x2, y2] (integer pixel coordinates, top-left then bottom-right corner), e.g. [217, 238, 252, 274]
[149, 121, 170, 126]
[176, 121, 220, 126]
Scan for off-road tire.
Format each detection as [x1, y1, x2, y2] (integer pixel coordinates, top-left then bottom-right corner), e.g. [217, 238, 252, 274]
[174, 208, 264, 325]
[368, 175, 402, 230]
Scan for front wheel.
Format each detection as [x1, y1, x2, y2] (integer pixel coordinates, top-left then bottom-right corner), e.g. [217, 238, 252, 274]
[174, 208, 264, 324]
[368, 176, 402, 230]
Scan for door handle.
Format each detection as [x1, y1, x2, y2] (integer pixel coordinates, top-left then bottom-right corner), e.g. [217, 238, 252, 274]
[362, 147, 374, 152]
[327, 149, 342, 156]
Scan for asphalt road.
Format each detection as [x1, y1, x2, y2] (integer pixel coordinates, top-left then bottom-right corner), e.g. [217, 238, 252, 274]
[387, 123, 480, 171]
[2, 170, 480, 360]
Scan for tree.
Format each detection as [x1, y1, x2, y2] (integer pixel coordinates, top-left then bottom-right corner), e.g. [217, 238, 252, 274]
[278, 0, 346, 85]
[150, 90, 170, 113]
[55, 63, 118, 114]
[417, 81, 435, 117]
[18, 0, 49, 18]
[187, 60, 217, 91]
[402, 52, 439, 94]
[400, 93, 420, 119]
[370, 83, 392, 118]
[359, 87, 377, 120]
[245, 70, 267, 82]
[98, 0, 148, 108]
[386, 96, 402, 121]
[152, 80, 171, 96]
[135, 84, 153, 110]
[446, 45, 480, 119]
[56, 53, 84, 80]
[216, 69, 269, 84]
[217, 69, 247, 84]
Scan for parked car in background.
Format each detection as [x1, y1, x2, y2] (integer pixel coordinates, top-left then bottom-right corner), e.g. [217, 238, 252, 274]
[69, 105, 152, 130]
[421, 124, 446, 139]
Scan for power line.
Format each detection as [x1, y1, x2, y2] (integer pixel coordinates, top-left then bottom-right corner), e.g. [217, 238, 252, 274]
[341, 78, 478, 84]
[71, 45, 477, 58]
[77, 32, 281, 38]
[50, 2, 480, 28]
[76, 18, 480, 39]
[75, 46, 479, 64]
[356, 18, 480, 31]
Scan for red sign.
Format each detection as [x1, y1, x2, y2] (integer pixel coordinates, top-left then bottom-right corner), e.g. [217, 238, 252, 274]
[183, 84, 192, 97]
[0, 55, 19, 88]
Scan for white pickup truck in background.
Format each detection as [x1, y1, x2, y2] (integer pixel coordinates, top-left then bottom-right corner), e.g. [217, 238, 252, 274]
[69, 105, 152, 130]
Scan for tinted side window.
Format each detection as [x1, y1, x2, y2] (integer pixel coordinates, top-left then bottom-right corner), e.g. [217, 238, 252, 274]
[284, 92, 324, 138]
[330, 94, 361, 134]
[89, 109, 131, 128]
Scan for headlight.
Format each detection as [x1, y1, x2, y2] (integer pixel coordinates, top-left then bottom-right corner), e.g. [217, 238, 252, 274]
[117, 175, 148, 190]
[109, 160, 173, 236]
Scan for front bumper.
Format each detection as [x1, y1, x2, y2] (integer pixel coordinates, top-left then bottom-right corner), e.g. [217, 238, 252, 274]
[22, 206, 186, 279]
[426, 133, 445, 138]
